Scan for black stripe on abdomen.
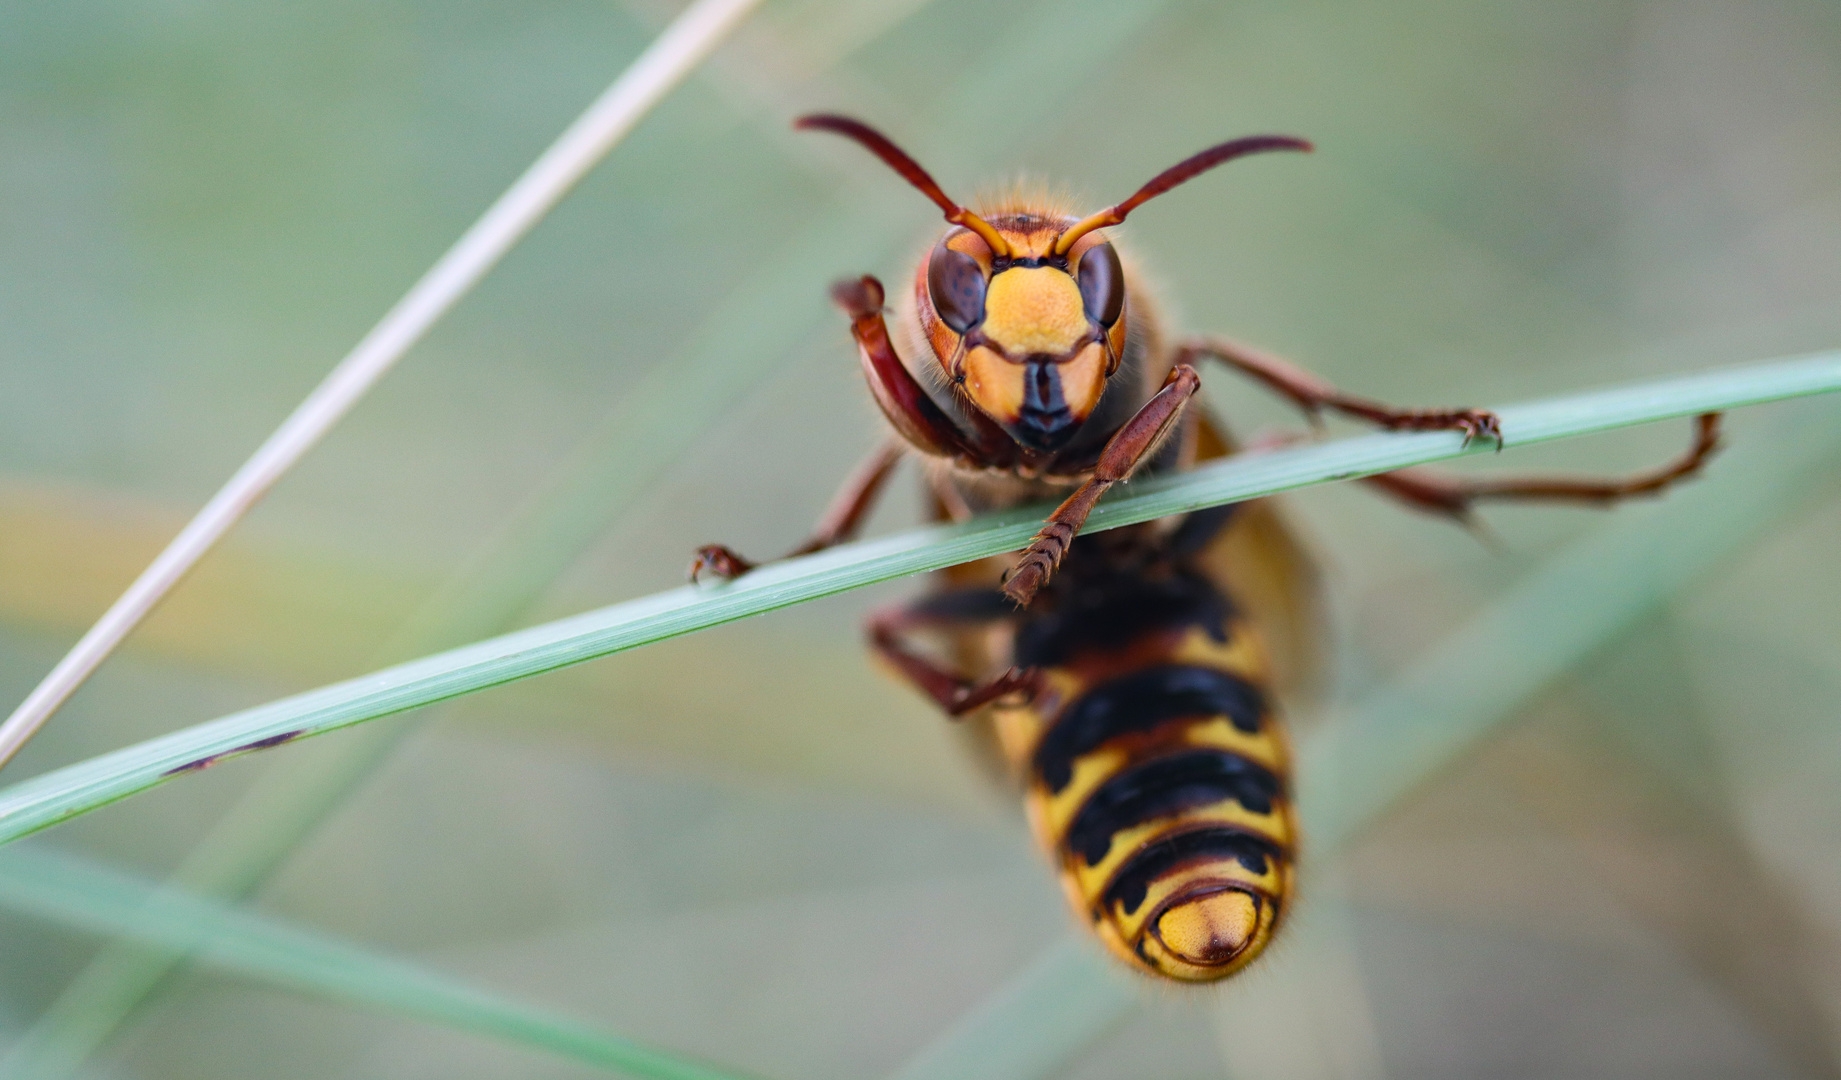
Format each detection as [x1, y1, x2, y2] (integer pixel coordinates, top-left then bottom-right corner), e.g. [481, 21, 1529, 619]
[1033, 666, 1266, 793]
[1102, 828, 1284, 916]
[1013, 573, 1232, 668]
[1066, 750, 1281, 866]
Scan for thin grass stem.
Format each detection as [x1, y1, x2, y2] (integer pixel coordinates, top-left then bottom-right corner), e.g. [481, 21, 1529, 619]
[0, 846, 766, 1080]
[0, 0, 765, 772]
[0, 352, 1833, 850]
[0, 3, 1197, 1073]
[0, 384, 1833, 1080]
[0, 3, 1186, 1070]
[884, 391, 1841, 1080]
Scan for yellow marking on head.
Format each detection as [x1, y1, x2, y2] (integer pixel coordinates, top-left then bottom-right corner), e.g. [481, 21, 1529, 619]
[980, 267, 1088, 356]
[990, 224, 1063, 260]
[1154, 889, 1259, 966]
[949, 211, 1012, 258]
[944, 228, 996, 270]
[961, 344, 1025, 422]
[1058, 342, 1108, 422]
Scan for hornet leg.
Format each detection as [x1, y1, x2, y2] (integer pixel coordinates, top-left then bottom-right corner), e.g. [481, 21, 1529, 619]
[831, 275, 1014, 463]
[867, 592, 1039, 717]
[1361, 413, 1722, 525]
[1002, 363, 1201, 606]
[690, 438, 905, 582]
[1177, 336, 1503, 447]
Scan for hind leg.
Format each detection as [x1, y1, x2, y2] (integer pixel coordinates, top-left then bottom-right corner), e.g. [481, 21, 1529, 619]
[867, 590, 1039, 717]
[1363, 413, 1722, 525]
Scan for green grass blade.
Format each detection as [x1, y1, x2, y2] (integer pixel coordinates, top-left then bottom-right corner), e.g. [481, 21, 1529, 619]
[391, 0, 1187, 652]
[0, 845, 763, 1080]
[1296, 401, 1841, 851]
[0, 352, 1836, 850]
[0, 2, 1191, 1070]
[0, 0, 768, 772]
[885, 391, 1841, 1080]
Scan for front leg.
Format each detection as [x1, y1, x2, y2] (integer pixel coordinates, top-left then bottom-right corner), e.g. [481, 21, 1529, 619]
[833, 275, 1014, 464]
[1001, 364, 1201, 606]
[1178, 336, 1503, 448]
[689, 438, 904, 583]
[691, 271, 993, 586]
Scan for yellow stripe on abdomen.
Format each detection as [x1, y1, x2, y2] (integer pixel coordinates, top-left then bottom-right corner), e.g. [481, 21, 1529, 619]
[1006, 616, 1295, 982]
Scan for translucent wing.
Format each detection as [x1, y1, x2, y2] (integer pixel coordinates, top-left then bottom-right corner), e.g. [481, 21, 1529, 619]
[1184, 407, 1326, 708]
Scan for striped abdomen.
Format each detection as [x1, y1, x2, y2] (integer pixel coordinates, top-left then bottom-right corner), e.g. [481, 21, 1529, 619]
[988, 567, 1294, 981]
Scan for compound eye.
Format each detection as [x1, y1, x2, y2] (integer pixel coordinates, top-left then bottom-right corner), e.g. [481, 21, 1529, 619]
[1076, 241, 1125, 329]
[927, 241, 987, 335]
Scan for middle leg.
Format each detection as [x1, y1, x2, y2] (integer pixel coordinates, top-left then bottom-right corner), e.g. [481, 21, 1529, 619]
[1361, 412, 1723, 523]
[1178, 336, 1504, 447]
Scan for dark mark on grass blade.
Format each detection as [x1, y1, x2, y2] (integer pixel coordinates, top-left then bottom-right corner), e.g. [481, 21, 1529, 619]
[162, 730, 305, 777]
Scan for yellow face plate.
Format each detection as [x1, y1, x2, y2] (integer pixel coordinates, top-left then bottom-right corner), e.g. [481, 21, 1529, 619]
[979, 266, 1088, 356]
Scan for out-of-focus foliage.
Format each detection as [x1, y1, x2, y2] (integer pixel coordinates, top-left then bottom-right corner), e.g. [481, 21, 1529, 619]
[2, 0, 1840, 1078]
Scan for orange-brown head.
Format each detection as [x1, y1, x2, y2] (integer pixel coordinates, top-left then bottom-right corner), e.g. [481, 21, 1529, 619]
[797, 114, 1311, 451]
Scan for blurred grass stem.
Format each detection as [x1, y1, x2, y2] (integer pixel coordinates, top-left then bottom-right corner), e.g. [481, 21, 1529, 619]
[0, 1, 1189, 1074]
[0, 3, 1189, 1073]
[0, 351, 1834, 849]
[3, 392, 1833, 1080]
[0, 846, 765, 1080]
[889, 392, 1841, 1080]
[0, 0, 764, 772]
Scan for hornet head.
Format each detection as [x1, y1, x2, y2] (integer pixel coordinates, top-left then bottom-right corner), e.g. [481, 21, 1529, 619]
[797, 114, 1310, 452]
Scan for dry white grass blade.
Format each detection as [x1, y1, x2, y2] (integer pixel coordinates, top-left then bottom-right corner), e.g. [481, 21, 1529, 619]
[0, 0, 764, 771]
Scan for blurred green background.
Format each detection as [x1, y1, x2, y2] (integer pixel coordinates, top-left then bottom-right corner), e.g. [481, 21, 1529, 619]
[3, 0, 1841, 1076]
